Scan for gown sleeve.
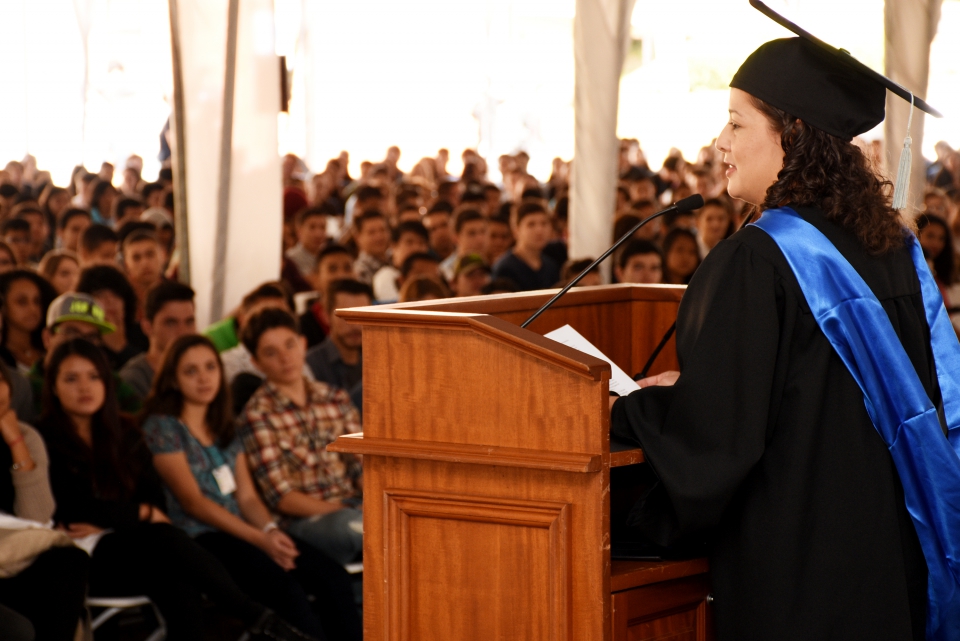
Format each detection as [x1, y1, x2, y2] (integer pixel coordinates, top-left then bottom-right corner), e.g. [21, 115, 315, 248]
[611, 237, 785, 543]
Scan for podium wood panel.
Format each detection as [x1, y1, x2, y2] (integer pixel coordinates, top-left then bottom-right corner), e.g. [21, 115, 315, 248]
[329, 285, 711, 641]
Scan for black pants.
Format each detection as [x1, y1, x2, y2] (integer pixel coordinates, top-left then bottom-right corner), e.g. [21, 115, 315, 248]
[196, 531, 362, 641]
[0, 546, 89, 641]
[91, 522, 265, 641]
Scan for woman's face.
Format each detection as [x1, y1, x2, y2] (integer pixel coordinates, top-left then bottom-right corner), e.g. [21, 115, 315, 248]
[92, 289, 125, 326]
[666, 236, 700, 279]
[697, 204, 730, 248]
[919, 223, 947, 259]
[5, 279, 42, 333]
[49, 258, 80, 295]
[55, 354, 106, 419]
[716, 88, 785, 205]
[176, 345, 221, 406]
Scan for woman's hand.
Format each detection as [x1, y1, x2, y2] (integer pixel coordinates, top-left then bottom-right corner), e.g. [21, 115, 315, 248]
[140, 503, 172, 523]
[637, 370, 680, 388]
[60, 522, 104, 539]
[260, 529, 299, 571]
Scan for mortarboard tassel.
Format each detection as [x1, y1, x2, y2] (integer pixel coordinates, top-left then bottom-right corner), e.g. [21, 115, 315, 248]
[891, 92, 914, 211]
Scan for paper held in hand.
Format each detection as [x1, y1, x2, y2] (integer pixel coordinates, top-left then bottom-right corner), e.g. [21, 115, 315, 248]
[544, 324, 641, 396]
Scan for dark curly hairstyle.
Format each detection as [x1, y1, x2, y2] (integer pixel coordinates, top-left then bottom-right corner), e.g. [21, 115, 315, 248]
[751, 95, 908, 255]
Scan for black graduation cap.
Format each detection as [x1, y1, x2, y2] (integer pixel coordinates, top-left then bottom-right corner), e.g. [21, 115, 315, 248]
[731, 0, 941, 141]
[733, 0, 942, 209]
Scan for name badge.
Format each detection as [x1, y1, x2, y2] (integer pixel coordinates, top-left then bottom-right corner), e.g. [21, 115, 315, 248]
[212, 465, 237, 495]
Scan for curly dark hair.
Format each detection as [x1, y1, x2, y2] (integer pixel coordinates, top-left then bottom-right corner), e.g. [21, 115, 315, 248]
[751, 95, 908, 255]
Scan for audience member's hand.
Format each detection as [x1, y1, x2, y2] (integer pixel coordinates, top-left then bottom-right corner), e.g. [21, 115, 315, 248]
[60, 523, 104, 539]
[150, 508, 172, 524]
[262, 529, 299, 571]
[636, 370, 680, 388]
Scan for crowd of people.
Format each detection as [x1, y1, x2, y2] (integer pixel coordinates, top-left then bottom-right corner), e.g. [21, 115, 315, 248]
[0, 131, 958, 640]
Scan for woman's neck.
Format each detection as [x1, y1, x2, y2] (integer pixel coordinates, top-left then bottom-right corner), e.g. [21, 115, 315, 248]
[5, 326, 34, 355]
[69, 413, 93, 446]
[180, 400, 213, 445]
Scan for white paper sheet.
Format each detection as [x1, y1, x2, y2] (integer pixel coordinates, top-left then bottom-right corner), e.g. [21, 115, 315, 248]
[544, 324, 641, 396]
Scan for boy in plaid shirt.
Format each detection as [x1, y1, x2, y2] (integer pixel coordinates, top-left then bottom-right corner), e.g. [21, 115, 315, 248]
[238, 308, 363, 565]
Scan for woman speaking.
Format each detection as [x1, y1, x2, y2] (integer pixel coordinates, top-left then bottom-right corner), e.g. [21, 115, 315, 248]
[610, 3, 959, 640]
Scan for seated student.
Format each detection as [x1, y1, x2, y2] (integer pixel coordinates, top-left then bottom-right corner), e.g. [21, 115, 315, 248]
[76, 265, 149, 369]
[219, 283, 314, 385]
[285, 205, 331, 278]
[694, 197, 733, 258]
[29, 293, 142, 420]
[238, 308, 363, 566]
[300, 245, 354, 348]
[142, 335, 361, 641]
[140, 207, 175, 256]
[204, 282, 287, 354]
[491, 201, 560, 291]
[558, 258, 601, 288]
[661, 227, 700, 285]
[439, 208, 487, 282]
[38, 249, 81, 295]
[421, 203, 456, 261]
[398, 275, 450, 303]
[39, 339, 314, 641]
[614, 239, 664, 284]
[111, 196, 145, 230]
[450, 253, 491, 297]
[0, 359, 91, 641]
[122, 229, 167, 317]
[14, 207, 50, 263]
[1, 219, 32, 266]
[371, 221, 429, 302]
[56, 208, 92, 253]
[352, 210, 391, 285]
[78, 223, 119, 268]
[0, 270, 56, 375]
[484, 207, 513, 266]
[120, 281, 196, 399]
[306, 280, 371, 391]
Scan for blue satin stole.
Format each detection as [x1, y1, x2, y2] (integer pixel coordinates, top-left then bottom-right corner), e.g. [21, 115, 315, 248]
[752, 207, 960, 640]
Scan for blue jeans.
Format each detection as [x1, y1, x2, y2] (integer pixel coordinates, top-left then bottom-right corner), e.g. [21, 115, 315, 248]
[285, 508, 363, 566]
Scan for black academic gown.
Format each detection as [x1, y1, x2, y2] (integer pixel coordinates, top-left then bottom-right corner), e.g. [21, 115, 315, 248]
[611, 206, 930, 641]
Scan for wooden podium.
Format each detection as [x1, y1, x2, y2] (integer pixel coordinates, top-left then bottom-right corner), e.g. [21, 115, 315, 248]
[329, 284, 712, 641]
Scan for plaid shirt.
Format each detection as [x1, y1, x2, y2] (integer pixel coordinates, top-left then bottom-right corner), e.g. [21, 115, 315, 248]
[239, 377, 362, 509]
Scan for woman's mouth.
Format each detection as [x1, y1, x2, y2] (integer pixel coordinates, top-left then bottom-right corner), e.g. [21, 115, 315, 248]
[725, 164, 737, 177]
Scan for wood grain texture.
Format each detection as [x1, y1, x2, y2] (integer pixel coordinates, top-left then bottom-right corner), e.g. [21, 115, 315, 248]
[611, 576, 711, 641]
[329, 285, 711, 641]
[328, 434, 602, 472]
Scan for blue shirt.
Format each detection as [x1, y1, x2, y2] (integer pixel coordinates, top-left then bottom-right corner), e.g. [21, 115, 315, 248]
[142, 414, 244, 536]
[491, 250, 560, 291]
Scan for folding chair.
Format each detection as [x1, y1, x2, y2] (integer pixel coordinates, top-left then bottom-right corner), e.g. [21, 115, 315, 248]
[87, 595, 165, 641]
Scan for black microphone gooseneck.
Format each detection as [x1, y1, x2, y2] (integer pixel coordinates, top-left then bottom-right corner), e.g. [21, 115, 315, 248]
[634, 205, 759, 379]
[520, 194, 705, 329]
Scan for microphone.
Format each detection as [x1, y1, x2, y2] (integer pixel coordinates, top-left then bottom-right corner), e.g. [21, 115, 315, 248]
[520, 194, 704, 329]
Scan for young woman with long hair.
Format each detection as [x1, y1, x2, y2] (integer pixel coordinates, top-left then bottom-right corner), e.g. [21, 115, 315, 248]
[39, 338, 317, 641]
[610, 21, 956, 640]
[915, 212, 956, 305]
[141, 334, 361, 641]
[0, 270, 56, 374]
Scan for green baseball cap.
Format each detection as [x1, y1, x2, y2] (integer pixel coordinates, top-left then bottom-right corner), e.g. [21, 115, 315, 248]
[46, 293, 116, 334]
